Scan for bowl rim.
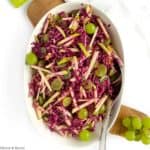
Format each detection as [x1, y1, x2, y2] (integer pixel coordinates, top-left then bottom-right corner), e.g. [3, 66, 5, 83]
[24, 1, 125, 143]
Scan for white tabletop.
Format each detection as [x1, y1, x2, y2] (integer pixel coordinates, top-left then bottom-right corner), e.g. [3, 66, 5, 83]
[0, 0, 150, 149]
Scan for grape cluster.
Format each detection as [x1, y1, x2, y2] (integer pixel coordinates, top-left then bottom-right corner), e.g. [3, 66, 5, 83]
[122, 116, 150, 145]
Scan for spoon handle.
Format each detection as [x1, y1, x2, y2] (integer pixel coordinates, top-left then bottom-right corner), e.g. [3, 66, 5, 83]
[99, 125, 107, 150]
[99, 100, 112, 150]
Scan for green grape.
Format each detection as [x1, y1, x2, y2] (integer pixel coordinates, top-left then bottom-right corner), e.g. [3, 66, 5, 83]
[141, 135, 150, 145]
[10, 0, 28, 8]
[131, 116, 142, 130]
[51, 78, 63, 91]
[142, 117, 150, 129]
[95, 64, 107, 78]
[99, 104, 106, 114]
[124, 131, 135, 141]
[62, 97, 72, 107]
[122, 117, 132, 129]
[85, 23, 96, 34]
[78, 108, 88, 120]
[26, 52, 38, 65]
[79, 129, 91, 141]
[142, 129, 150, 138]
[38, 96, 44, 106]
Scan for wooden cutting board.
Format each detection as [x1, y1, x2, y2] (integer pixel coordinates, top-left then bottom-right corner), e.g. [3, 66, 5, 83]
[27, 0, 148, 136]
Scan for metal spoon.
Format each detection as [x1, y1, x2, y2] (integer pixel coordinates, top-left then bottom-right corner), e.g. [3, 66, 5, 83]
[98, 66, 123, 150]
[98, 99, 113, 150]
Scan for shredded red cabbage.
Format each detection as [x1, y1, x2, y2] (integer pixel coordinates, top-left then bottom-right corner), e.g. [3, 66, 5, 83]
[28, 4, 123, 138]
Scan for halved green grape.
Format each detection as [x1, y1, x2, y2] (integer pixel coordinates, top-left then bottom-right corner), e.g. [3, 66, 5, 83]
[141, 135, 150, 145]
[142, 117, 150, 129]
[78, 108, 88, 120]
[26, 52, 38, 65]
[124, 131, 136, 141]
[62, 97, 72, 107]
[10, 0, 28, 8]
[99, 104, 106, 114]
[85, 23, 96, 34]
[38, 96, 44, 106]
[51, 78, 63, 91]
[57, 57, 71, 65]
[95, 64, 107, 78]
[122, 117, 132, 129]
[131, 116, 142, 130]
[79, 129, 91, 141]
[82, 80, 93, 91]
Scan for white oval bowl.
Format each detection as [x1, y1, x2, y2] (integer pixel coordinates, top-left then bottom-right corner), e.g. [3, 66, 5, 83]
[24, 2, 124, 150]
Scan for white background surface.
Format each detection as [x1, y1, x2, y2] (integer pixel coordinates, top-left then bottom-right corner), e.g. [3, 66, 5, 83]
[0, 0, 150, 150]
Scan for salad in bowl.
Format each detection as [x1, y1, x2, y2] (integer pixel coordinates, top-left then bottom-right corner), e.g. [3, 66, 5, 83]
[25, 3, 124, 142]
